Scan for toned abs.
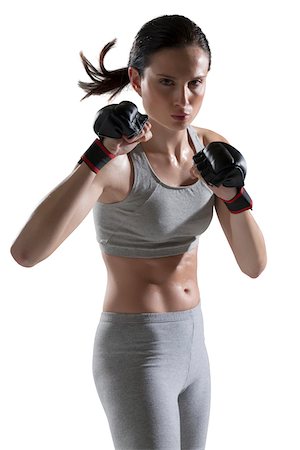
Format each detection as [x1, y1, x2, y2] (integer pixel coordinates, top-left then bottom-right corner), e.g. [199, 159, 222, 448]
[101, 247, 200, 312]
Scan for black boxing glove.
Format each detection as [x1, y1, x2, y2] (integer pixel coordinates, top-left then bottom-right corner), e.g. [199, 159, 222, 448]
[193, 142, 253, 213]
[192, 141, 246, 188]
[78, 101, 148, 173]
[93, 101, 148, 139]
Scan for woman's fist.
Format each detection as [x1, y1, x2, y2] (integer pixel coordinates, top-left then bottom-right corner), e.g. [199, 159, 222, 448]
[192, 142, 247, 187]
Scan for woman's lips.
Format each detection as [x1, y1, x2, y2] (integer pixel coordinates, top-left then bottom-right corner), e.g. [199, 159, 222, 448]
[171, 114, 190, 121]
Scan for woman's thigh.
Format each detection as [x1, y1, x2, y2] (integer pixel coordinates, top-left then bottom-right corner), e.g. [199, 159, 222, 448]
[92, 303, 210, 450]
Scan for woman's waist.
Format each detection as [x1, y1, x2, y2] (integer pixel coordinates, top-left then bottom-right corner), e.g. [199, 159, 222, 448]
[102, 247, 198, 283]
[102, 279, 200, 313]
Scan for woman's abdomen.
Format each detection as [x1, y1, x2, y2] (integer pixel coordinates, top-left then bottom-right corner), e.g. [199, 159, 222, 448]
[101, 247, 201, 313]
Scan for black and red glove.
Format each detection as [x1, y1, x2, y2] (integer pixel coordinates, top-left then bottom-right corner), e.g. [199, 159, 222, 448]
[193, 142, 253, 213]
[78, 101, 148, 173]
[93, 101, 148, 140]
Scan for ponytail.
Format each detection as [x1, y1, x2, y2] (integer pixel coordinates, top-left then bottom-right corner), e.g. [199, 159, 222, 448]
[78, 39, 130, 102]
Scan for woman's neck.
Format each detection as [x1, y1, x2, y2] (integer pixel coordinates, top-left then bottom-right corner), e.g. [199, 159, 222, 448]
[141, 119, 191, 161]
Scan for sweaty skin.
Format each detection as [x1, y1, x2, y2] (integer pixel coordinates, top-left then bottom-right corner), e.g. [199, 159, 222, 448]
[102, 248, 200, 313]
[11, 46, 266, 306]
[96, 45, 213, 312]
[99, 128, 205, 313]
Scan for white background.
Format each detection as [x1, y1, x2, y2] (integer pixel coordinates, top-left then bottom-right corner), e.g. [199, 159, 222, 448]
[1, 0, 299, 449]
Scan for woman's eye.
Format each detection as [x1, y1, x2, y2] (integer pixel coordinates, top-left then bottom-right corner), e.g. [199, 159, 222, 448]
[160, 78, 174, 86]
[190, 80, 203, 87]
[159, 78, 203, 87]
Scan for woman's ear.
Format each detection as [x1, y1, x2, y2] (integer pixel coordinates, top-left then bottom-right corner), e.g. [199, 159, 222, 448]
[128, 67, 142, 97]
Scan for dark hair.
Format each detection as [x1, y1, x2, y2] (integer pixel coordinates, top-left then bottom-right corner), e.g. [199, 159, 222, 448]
[78, 14, 211, 102]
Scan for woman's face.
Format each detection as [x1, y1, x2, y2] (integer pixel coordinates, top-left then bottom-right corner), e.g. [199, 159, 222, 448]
[129, 45, 210, 131]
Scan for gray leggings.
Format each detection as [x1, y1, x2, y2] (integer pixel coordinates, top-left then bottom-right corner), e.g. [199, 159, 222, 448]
[92, 302, 211, 450]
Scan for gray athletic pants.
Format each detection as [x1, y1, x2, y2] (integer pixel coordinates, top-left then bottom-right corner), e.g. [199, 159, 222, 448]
[92, 302, 211, 450]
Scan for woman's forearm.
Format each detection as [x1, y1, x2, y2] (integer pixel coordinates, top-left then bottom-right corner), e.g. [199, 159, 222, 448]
[10, 163, 99, 267]
[217, 199, 267, 278]
[228, 209, 267, 278]
[212, 185, 267, 278]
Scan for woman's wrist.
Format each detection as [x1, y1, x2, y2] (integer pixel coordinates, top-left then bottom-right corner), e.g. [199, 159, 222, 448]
[221, 186, 253, 213]
[216, 186, 238, 201]
[207, 183, 238, 201]
[78, 138, 117, 174]
[208, 183, 253, 213]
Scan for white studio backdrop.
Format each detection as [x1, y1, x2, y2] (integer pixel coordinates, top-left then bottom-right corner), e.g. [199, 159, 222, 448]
[1, 0, 299, 449]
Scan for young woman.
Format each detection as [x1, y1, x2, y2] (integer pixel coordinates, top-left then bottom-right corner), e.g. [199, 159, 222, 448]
[11, 14, 267, 450]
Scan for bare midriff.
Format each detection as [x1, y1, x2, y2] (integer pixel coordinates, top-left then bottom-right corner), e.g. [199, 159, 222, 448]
[97, 128, 208, 313]
[101, 246, 200, 313]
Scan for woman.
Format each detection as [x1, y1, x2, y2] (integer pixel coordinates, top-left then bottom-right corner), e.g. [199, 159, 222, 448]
[11, 14, 267, 450]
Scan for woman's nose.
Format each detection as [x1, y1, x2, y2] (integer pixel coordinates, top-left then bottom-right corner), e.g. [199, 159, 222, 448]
[173, 86, 189, 108]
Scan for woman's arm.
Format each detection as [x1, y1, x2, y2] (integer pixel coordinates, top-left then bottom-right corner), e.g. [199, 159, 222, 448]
[10, 162, 106, 267]
[10, 102, 152, 268]
[214, 195, 267, 278]
[195, 127, 267, 278]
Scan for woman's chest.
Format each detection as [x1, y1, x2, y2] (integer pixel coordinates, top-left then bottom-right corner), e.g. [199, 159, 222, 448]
[98, 151, 198, 204]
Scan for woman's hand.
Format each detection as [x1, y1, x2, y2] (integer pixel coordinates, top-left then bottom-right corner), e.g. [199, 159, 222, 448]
[93, 100, 152, 156]
[103, 121, 152, 156]
[206, 183, 238, 200]
[190, 165, 238, 200]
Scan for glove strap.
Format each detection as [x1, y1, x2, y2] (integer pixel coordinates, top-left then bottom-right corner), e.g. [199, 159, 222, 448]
[221, 186, 253, 214]
[78, 138, 116, 174]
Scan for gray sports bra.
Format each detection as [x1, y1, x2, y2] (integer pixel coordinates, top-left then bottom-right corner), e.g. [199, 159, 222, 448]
[93, 125, 215, 258]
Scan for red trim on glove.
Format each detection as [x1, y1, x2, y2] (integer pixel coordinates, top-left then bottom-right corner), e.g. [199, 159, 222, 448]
[80, 155, 100, 173]
[94, 139, 117, 159]
[220, 186, 253, 214]
[221, 187, 244, 203]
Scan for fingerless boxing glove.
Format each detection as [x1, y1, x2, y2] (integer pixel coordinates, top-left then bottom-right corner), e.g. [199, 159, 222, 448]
[78, 101, 148, 173]
[193, 142, 253, 213]
[93, 101, 148, 139]
[193, 141, 246, 187]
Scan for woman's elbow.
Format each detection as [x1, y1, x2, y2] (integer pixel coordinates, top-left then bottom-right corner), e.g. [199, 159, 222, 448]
[243, 257, 267, 279]
[10, 244, 38, 268]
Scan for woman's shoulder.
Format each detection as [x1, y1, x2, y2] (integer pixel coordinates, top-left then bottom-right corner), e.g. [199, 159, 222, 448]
[192, 125, 229, 147]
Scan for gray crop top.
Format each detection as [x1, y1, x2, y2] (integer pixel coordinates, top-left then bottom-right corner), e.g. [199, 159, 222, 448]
[93, 125, 215, 258]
